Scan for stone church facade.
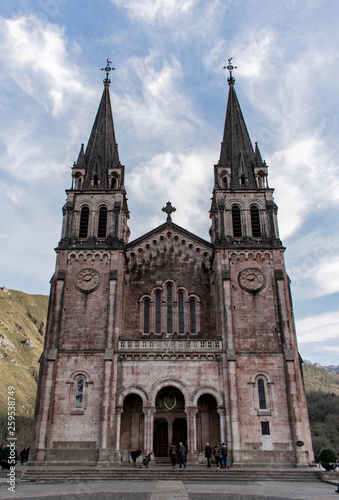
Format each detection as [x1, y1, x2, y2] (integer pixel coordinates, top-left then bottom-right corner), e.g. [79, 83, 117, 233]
[31, 61, 314, 467]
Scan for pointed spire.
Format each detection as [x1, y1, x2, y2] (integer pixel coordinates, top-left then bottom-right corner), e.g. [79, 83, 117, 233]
[254, 142, 263, 167]
[83, 60, 120, 189]
[75, 143, 85, 168]
[219, 61, 256, 189]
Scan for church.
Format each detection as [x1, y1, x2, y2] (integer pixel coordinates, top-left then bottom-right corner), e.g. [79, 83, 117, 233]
[30, 59, 314, 467]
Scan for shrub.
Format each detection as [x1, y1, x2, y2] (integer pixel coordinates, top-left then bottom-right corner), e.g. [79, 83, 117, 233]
[319, 448, 337, 471]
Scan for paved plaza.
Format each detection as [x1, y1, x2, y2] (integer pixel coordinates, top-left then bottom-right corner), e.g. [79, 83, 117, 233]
[1, 478, 338, 500]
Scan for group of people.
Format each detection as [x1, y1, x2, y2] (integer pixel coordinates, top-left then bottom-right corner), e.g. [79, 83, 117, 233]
[168, 441, 187, 469]
[205, 442, 229, 469]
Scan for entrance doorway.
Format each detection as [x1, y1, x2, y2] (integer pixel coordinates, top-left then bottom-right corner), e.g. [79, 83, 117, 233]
[172, 418, 187, 448]
[153, 418, 168, 457]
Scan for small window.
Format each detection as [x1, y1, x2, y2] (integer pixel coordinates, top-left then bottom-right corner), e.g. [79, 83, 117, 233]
[222, 176, 228, 189]
[144, 299, 150, 333]
[75, 376, 85, 409]
[93, 175, 99, 187]
[250, 205, 261, 237]
[155, 291, 161, 334]
[261, 421, 270, 435]
[232, 206, 242, 237]
[258, 378, 267, 410]
[98, 206, 108, 238]
[111, 177, 116, 189]
[167, 284, 173, 333]
[178, 291, 184, 333]
[240, 174, 246, 186]
[79, 206, 89, 238]
[190, 299, 196, 333]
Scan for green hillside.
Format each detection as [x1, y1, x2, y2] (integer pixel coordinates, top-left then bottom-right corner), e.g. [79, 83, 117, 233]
[0, 287, 338, 459]
[0, 287, 47, 448]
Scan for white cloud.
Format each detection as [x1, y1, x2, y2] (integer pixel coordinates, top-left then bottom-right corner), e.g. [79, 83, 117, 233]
[0, 15, 93, 117]
[297, 311, 339, 344]
[111, 0, 195, 24]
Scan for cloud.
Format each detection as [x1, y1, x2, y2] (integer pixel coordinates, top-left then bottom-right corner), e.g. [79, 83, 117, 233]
[0, 14, 93, 117]
[110, 0, 195, 24]
[296, 311, 339, 345]
[128, 149, 213, 239]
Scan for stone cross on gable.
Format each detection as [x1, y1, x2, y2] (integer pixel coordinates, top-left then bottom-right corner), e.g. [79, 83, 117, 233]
[162, 201, 176, 222]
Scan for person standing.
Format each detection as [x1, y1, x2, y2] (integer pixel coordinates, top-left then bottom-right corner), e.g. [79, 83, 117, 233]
[213, 443, 222, 470]
[178, 442, 186, 470]
[205, 442, 212, 468]
[20, 447, 26, 465]
[221, 442, 229, 469]
[169, 444, 178, 469]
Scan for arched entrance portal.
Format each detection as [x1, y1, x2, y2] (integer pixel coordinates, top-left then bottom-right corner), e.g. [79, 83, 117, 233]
[120, 394, 144, 461]
[196, 394, 220, 452]
[153, 387, 187, 457]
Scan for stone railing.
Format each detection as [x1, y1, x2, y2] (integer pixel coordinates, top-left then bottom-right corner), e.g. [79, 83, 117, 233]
[118, 339, 222, 352]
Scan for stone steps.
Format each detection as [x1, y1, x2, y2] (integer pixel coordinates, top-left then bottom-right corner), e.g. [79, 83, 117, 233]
[22, 466, 322, 483]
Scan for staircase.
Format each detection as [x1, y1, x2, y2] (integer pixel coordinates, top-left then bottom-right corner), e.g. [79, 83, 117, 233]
[22, 465, 322, 483]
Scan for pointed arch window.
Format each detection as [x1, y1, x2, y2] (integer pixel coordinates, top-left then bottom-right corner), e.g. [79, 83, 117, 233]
[144, 298, 150, 334]
[79, 206, 89, 238]
[190, 299, 196, 334]
[155, 291, 161, 334]
[98, 206, 108, 238]
[258, 378, 267, 410]
[178, 291, 184, 334]
[250, 205, 261, 237]
[232, 205, 242, 237]
[75, 376, 85, 409]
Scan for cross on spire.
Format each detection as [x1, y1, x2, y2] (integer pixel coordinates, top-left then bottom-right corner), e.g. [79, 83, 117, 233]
[162, 201, 176, 222]
[101, 59, 115, 87]
[223, 57, 238, 85]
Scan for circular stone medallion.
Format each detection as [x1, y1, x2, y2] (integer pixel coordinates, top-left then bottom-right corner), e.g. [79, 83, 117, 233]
[238, 268, 265, 293]
[75, 268, 100, 293]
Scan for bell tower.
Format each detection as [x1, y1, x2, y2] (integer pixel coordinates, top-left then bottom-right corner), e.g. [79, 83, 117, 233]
[210, 59, 313, 466]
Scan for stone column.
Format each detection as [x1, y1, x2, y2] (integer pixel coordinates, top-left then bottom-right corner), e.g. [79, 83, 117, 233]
[115, 407, 124, 453]
[217, 407, 226, 444]
[143, 407, 155, 454]
[185, 407, 198, 463]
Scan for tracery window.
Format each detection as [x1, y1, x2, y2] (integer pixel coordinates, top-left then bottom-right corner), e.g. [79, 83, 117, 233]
[79, 206, 89, 238]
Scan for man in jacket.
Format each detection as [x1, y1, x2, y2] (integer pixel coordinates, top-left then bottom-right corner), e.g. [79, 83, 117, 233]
[205, 442, 212, 468]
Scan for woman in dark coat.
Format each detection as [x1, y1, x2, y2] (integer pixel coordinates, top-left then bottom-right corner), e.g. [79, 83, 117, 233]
[205, 442, 212, 468]
[169, 444, 178, 469]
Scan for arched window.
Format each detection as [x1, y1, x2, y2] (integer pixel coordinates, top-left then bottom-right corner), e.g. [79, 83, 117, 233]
[155, 291, 161, 334]
[77, 177, 82, 189]
[167, 283, 173, 333]
[240, 174, 246, 186]
[93, 175, 99, 187]
[111, 177, 117, 189]
[79, 206, 89, 238]
[250, 205, 261, 237]
[222, 176, 228, 189]
[232, 206, 242, 237]
[144, 298, 150, 334]
[178, 291, 184, 333]
[190, 299, 196, 333]
[75, 376, 85, 409]
[258, 378, 267, 410]
[97, 206, 108, 238]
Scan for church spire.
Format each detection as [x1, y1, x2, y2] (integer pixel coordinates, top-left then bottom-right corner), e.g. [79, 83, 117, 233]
[83, 59, 121, 189]
[218, 59, 256, 189]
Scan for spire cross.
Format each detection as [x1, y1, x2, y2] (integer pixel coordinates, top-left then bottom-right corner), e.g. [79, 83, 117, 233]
[223, 57, 238, 84]
[101, 59, 115, 86]
[162, 201, 176, 222]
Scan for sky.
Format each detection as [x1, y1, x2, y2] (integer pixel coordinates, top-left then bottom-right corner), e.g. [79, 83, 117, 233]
[0, 0, 338, 366]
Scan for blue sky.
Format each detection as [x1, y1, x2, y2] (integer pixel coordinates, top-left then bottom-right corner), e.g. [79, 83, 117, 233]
[0, 0, 338, 365]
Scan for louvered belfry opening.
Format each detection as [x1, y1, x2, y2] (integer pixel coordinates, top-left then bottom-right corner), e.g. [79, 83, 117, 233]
[97, 206, 108, 238]
[232, 205, 242, 237]
[250, 205, 261, 237]
[79, 206, 89, 238]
